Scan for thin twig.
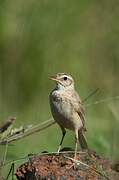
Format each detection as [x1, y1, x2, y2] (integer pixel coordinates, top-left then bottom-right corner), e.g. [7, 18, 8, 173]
[64, 156, 109, 180]
[83, 88, 100, 102]
[4, 151, 86, 167]
[0, 118, 55, 145]
[85, 96, 119, 107]
[6, 163, 14, 180]
[2, 142, 8, 165]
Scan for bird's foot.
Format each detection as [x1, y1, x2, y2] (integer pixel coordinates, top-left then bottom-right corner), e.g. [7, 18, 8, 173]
[65, 155, 79, 169]
[57, 145, 61, 154]
[66, 162, 76, 169]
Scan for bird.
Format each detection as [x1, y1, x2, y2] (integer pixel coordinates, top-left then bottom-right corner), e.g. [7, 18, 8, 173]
[49, 73, 88, 160]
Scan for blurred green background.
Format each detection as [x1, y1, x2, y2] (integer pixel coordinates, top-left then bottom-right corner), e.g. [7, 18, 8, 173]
[0, 0, 119, 176]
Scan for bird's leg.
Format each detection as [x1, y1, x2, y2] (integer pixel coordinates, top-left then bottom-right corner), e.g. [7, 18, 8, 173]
[57, 126, 66, 153]
[74, 129, 78, 160]
[66, 129, 79, 169]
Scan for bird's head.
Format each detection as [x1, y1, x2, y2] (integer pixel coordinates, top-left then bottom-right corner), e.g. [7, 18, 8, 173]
[50, 73, 74, 90]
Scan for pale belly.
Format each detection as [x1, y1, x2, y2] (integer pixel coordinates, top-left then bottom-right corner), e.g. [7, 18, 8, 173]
[50, 98, 83, 131]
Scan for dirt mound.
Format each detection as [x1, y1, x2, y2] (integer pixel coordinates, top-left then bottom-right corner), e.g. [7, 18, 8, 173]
[16, 149, 119, 180]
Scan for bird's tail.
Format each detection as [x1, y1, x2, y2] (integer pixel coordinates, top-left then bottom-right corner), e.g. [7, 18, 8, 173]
[78, 131, 88, 150]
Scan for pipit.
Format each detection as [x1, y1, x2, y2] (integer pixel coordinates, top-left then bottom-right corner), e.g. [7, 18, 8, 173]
[49, 73, 88, 160]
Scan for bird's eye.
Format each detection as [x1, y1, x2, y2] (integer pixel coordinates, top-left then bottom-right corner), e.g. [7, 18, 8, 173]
[63, 76, 67, 81]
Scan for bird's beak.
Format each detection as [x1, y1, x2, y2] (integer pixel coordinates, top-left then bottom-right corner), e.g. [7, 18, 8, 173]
[49, 75, 64, 86]
[49, 75, 58, 82]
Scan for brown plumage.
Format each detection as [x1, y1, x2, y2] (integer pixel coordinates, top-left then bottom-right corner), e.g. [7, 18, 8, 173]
[49, 73, 88, 160]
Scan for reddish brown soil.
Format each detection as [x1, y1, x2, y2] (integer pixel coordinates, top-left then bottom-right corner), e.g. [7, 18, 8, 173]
[15, 149, 119, 180]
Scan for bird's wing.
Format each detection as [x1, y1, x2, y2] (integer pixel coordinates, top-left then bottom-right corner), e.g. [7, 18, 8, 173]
[72, 92, 86, 131]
